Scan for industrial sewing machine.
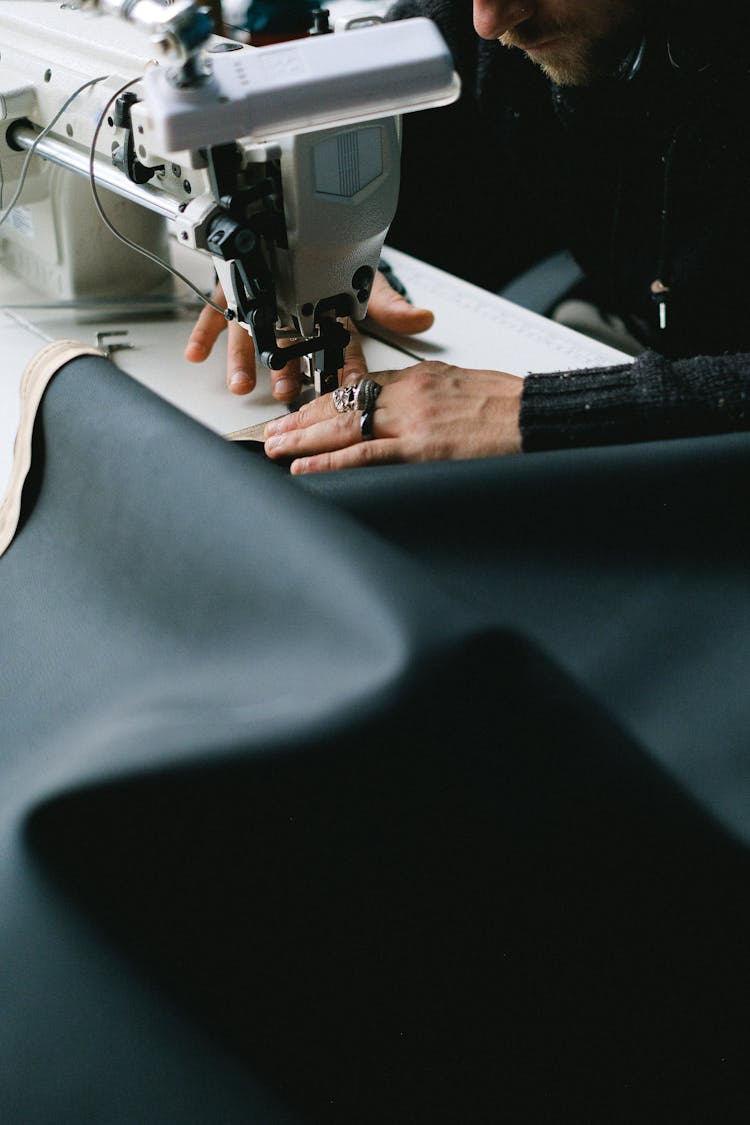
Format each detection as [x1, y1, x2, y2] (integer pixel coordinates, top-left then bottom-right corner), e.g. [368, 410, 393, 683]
[0, 0, 458, 393]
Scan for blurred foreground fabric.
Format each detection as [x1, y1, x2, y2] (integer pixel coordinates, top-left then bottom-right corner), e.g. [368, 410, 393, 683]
[1, 354, 749, 1123]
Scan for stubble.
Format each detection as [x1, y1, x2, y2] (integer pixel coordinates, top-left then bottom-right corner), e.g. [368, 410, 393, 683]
[499, 1, 645, 86]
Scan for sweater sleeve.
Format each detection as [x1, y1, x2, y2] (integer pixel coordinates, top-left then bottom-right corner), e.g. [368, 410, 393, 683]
[519, 351, 750, 452]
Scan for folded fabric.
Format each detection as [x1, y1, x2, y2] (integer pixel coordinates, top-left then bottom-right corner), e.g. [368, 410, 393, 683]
[0, 339, 103, 557]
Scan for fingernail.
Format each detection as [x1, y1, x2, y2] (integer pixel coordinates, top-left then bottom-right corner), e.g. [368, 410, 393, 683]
[185, 341, 208, 361]
[228, 370, 252, 394]
[265, 413, 297, 438]
[273, 378, 297, 399]
[265, 435, 284, 452]
[343, 370, 365, 386]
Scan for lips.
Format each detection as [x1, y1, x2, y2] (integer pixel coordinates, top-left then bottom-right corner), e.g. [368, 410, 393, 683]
[504, 26, 563, 49]
[525, 37, 563, 52]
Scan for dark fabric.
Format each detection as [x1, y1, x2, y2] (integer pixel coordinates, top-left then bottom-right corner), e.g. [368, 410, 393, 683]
[387, 0, 750, 451]
[300, 434, 750, 844]
[2, 356, 750, 1121]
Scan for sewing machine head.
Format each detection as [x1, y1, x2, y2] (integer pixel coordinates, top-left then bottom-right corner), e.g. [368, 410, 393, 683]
[0, 1, 459, 392]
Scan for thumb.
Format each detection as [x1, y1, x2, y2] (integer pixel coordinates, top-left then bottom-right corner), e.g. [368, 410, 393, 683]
[366, 269, 434, 335]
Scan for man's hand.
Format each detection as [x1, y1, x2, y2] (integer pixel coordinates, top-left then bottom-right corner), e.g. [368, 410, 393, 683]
[263, 362, 524, 473]
[183, 271, 434, 401]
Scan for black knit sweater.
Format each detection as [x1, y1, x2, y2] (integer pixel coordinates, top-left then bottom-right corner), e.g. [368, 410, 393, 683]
[387, 0, 750, 451]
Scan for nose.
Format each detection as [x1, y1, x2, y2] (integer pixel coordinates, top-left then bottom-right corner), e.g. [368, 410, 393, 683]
[473, 0, 535, 40]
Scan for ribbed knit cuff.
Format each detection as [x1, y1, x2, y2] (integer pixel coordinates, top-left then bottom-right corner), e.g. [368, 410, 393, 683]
[520, 350, 750, 452]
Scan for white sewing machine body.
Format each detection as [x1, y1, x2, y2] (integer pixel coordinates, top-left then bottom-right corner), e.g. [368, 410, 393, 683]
[0, 0, 458, 390]
[0, 6, 176, 301]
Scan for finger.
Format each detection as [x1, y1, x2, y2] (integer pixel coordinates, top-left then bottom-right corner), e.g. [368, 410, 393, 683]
[367, 270, 434, 335]
[271, 338, 304, 402]
[265, 411, 362, 458]
[185, 293, 227, 363]
[264, 392, 338, 438]
[225, 319, 257, 395]
[290, 437, 402, 475]
[184, 284, 258, 395]
[341, 322, 368, 384]
[271, 359, 303, 402]
[263, 368, 403, 440]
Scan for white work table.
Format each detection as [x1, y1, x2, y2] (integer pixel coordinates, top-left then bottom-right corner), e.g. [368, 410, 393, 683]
[1, 243, 630, 496]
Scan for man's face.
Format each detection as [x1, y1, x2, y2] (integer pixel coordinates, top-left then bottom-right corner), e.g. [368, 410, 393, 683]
[473, 1, 646, 86]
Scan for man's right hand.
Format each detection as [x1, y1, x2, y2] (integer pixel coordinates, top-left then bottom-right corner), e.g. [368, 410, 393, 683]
[183, 270, 434, 401]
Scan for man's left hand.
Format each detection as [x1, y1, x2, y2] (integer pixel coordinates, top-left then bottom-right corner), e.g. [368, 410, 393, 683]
[263, 360, 524, 473]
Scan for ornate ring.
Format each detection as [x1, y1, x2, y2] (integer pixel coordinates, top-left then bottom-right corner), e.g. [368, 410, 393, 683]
[333, 385, 359, 413]
[355, 378, 382, 415]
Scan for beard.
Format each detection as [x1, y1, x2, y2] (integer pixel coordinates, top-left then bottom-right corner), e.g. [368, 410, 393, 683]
[499, 3, 644, 87]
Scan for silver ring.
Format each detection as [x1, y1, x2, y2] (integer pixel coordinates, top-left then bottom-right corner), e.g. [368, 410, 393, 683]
[333, 385, 358, 413]
[355, 378, 382, 415]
